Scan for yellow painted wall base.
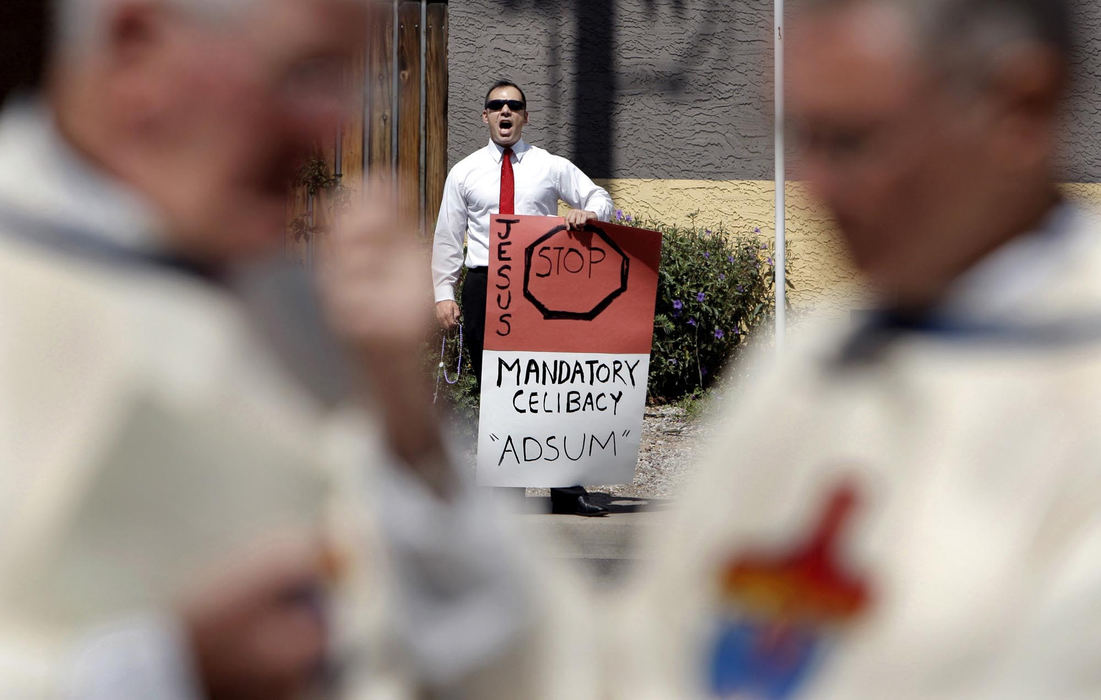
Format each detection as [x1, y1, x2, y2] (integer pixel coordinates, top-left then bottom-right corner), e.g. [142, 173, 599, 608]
[577, 179, 1101, 312]
[593, 178, 860, 311]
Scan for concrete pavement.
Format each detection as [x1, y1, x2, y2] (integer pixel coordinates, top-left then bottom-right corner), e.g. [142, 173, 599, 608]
[518, 496, 674, 580]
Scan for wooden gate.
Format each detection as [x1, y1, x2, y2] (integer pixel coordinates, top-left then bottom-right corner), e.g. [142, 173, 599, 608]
[285, 0, 448, 266]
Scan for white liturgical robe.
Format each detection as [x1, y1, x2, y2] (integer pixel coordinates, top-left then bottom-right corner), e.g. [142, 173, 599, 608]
[0, 100, 596, 700]
[612, 203, 1101, 699]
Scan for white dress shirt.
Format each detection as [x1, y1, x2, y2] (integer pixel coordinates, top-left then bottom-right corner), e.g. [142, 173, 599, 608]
[431, 139, 615, 303]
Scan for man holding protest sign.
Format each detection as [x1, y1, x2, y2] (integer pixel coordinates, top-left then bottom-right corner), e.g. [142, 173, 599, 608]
[432, 80, 616, 516]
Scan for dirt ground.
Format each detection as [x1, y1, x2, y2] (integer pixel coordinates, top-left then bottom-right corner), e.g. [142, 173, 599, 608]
[524, 405, 712, 501]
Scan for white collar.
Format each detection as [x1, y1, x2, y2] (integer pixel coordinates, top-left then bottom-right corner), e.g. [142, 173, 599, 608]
[939, 201, 1084, 322]
[487, 138, 530, 163]
[0, 97, 167, 254]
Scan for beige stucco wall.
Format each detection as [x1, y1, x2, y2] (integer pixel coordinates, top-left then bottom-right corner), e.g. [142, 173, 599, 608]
[1063, 183, 1101, 208]
[581, 179, 1101, 313]
[594, 178, 862, 313]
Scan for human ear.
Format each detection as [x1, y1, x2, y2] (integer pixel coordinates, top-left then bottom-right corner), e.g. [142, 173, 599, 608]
[102, 1, 176, 127]
[986, 45, 1064, 174]
[105, 0, 170, 68]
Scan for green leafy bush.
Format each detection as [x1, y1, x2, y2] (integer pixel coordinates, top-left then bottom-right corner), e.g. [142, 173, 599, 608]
[638, 212, 782, 403]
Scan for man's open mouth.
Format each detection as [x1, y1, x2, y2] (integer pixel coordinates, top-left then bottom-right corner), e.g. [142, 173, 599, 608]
[499, 120, 513, 130]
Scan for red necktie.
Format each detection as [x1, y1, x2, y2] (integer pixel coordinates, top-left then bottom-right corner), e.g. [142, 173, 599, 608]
[499, 147, 515, 215]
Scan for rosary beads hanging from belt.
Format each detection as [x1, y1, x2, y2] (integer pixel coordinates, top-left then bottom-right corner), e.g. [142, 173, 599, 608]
[433, 323, 462, 404]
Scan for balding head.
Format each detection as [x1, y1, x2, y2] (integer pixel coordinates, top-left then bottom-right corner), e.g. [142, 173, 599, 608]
[54, 0, 254, 55]
[46, 0, 368, 262]
[789, 0, 1068, 309]
[797, 0, 1073, 91]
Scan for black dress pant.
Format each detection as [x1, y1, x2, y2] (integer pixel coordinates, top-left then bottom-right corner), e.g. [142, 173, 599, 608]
[462, 267, 589, 504]
[461, 267, 489, 386]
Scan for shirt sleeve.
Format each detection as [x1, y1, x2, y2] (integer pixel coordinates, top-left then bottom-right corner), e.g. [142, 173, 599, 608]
[556, 158, 615, 223]
[431, 167, 470, 303]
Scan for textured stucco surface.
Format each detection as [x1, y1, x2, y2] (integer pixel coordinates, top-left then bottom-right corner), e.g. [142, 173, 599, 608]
[1062, 2, 1101, 182]
[448, 1, 774, 180]
[564, 180, 1101, 312]
[591, 179, 866, 312]
[450, 0, 1101, 182]
[1064, 183, 1101, 207]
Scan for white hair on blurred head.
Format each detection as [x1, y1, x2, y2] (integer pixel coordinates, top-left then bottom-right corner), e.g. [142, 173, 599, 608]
[54, 0, 256, 54]
[797, 0, 1074, 82]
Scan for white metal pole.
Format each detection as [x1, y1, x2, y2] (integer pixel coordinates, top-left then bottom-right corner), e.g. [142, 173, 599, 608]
[774, 0, 787, 352]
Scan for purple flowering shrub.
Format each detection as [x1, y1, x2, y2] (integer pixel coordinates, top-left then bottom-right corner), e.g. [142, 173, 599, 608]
[643, 214, 785, 402]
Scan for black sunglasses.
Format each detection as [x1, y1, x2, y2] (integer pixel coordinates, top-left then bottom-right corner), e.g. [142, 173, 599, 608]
[485, 99, 526, 112]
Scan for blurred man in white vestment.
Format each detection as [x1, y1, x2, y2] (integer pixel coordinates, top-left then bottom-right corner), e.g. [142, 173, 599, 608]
[0, 0, 595, 698]
[611, 0, 1101, 697]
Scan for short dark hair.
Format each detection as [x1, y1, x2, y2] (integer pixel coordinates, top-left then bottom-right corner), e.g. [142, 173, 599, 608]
[484, 80, 527, 108]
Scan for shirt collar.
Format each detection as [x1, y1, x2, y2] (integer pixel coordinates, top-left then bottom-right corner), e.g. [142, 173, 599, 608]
[834, 203, 1093, 363]
[487, 138, 530, 163]
[839, 200, 1089, 356]
[0, 97, 168, 255]
[937, 200, 1082, 322]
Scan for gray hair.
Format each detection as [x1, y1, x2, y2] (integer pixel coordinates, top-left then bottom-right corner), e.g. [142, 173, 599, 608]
[797, 0, 1074, 86]
[54, 0, 255, 54]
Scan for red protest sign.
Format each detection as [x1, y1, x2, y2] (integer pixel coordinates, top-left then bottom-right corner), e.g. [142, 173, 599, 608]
[484, 215, 662, 355]
[478, 214, 662, 487]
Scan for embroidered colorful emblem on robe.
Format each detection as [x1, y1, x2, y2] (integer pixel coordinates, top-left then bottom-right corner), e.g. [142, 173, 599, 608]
[708, 483, 872, 699]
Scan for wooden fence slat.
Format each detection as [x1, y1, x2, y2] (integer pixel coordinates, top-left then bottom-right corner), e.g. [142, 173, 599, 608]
[284, 180, 311, 267]
[312, 137, 337, 260]
[367, 6, 394, 175]
[425, 2, 448, 236]
[396, 1, 422, 222]
[341, 47, 367, 201]
[287, 3, 448, 260]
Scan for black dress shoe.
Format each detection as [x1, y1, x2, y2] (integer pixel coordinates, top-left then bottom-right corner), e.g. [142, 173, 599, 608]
[550, 494, 608, 516]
